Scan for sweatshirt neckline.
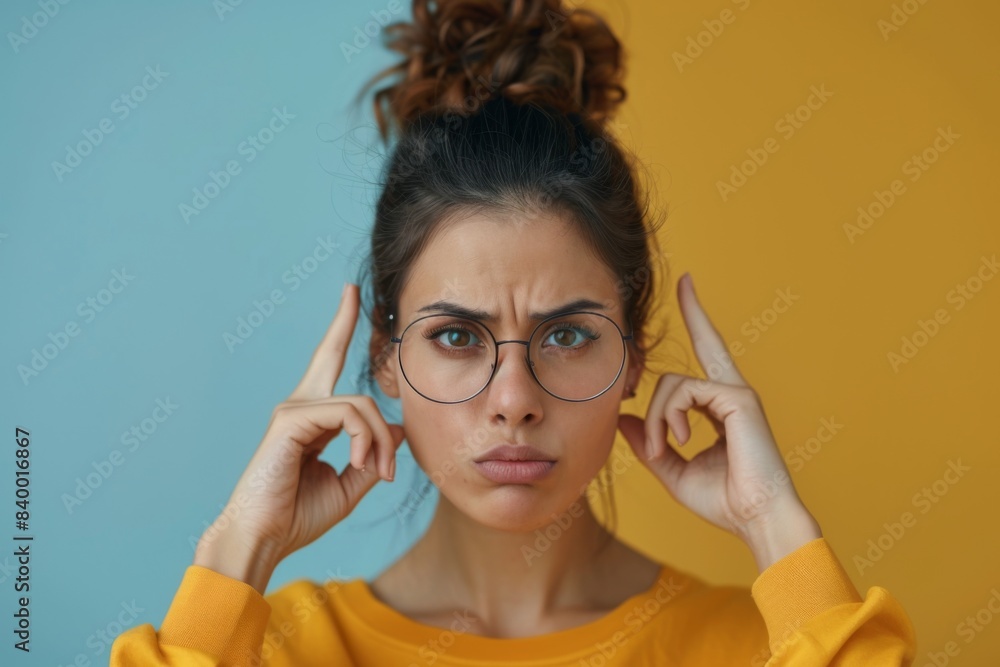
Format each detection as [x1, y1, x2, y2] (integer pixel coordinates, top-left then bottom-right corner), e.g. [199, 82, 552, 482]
[333, 563, 690, 662]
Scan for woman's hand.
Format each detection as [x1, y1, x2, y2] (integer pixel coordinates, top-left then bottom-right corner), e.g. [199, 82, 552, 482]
[194, 282, 406, 592]
[617, 273, 821, 572]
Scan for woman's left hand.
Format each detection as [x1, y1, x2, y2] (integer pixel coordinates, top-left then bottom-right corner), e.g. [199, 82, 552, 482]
[617, 272, 822, 571]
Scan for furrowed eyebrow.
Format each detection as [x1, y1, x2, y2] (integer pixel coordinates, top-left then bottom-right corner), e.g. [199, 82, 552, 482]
[416, 298, 608, 322]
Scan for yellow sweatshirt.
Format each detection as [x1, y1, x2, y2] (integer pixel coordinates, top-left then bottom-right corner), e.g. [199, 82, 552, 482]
[110, 537, 916, 665]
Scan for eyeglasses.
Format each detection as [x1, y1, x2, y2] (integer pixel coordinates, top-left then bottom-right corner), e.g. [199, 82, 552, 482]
[388, 310, 633, 404]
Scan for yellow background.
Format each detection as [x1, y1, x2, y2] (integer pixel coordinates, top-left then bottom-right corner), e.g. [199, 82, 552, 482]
[587, 0, 1000, 663]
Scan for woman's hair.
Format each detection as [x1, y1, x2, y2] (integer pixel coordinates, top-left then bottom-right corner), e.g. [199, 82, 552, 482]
[349, 0, 670, 549]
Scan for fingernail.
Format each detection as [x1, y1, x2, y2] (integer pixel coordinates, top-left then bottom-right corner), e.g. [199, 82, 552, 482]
[388, 457, 396, 481]
[645, 436, 655, 461]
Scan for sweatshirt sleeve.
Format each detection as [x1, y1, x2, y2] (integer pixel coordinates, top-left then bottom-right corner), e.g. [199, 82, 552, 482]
[109, 565, 272, 666]
[750, 537, 917, 665]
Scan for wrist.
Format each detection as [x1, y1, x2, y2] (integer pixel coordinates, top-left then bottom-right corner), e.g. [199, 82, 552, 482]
[741, 498, 822, 574]
[193, 523, 282, 595]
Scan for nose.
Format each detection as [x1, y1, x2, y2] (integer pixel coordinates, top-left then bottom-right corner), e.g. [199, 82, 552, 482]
[484, 340, 544, 422]
[490, 339, 535, 384]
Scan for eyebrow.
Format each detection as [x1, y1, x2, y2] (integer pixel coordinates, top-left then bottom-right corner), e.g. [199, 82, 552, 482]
[416, 298, 608, 322]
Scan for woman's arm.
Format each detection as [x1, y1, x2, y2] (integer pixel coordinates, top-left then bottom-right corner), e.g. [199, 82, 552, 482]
[617, 273, 917, 665]
[750, 534, 917, 665]
[112, 283, 402, 665]
[109, 563, 272, 665]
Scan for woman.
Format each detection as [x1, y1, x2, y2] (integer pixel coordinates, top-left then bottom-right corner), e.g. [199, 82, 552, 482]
[111, 0, 917, 664]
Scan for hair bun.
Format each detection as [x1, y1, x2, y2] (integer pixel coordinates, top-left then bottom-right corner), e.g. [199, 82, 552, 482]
[361, 0, 627, 140]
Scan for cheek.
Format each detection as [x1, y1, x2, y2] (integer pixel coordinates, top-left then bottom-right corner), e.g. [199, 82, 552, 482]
[565, 418, 617, 477]
[546, 402, 620, 478]
[399, 398, 479, 486]
[566, 395, 620, 441]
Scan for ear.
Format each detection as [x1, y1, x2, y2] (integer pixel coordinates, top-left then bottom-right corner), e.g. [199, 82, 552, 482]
[370, 335, 401, 399]
[622, 344, 646, 400]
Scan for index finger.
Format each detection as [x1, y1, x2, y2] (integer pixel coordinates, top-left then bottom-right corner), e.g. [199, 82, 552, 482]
[677, 272, 748, 387]
[288, 282, 358, 400]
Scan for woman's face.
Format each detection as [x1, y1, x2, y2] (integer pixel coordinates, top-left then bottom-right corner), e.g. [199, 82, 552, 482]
[376, 212, 643, 532]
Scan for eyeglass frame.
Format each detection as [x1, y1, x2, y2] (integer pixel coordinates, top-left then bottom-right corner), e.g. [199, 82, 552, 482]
[387, 309, 634, 404]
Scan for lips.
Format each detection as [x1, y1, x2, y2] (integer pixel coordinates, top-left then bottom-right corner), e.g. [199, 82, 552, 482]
[474, 443, 555, 463]
[472, 443, 556, 484]
[474, 460, 556, 483]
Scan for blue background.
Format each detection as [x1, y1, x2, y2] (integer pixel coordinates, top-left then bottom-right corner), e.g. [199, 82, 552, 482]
[0, 1, 429, 663]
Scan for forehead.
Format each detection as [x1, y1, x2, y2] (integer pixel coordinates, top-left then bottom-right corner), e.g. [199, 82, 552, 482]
[398, 212, 621, 321]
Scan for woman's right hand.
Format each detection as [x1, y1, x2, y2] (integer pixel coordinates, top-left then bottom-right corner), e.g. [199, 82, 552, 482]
[193, 282, 406, 593]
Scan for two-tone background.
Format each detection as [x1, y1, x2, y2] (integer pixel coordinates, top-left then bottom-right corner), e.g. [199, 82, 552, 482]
[1, 0, 997, 664]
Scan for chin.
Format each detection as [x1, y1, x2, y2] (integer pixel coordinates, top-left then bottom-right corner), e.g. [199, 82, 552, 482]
[460, 481, 584, 533]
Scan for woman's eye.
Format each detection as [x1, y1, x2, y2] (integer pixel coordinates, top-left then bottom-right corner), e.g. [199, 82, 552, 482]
[436, 328, 479, 347]
[547, 328, 585, 348]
